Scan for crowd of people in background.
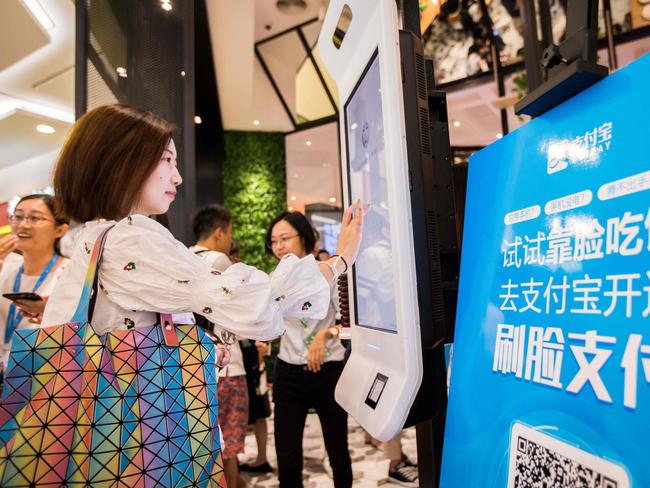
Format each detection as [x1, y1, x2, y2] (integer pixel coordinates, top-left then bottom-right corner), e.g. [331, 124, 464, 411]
[0, 103, 418, 488]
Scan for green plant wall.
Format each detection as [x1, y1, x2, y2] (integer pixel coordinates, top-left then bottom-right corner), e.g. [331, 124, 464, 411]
[223, 131, 286, 273]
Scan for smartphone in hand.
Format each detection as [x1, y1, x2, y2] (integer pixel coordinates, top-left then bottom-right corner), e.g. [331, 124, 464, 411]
[2, 292, 43, 302]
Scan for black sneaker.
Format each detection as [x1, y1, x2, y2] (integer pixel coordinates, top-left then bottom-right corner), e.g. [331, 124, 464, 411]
[239, 461, 273, 473]
[401, 455, 417, 468]
[388, 460, 418, 487]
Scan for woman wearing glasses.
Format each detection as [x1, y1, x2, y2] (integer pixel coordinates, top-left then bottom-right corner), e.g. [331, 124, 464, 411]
[265, 211, 354, 488]
[0, 194, 69, 377]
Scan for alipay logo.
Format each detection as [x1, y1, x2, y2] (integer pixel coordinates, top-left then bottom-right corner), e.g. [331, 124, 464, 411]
[546, 122, 613, 175]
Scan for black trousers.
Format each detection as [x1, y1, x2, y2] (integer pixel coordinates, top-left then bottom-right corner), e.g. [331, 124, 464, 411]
[273, 358, 352, 488]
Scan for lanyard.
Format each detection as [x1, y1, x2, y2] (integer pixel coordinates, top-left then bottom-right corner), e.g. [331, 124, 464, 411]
[4, 254, 59, 344]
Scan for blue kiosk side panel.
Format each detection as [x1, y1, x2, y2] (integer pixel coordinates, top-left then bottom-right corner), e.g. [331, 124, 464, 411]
[441, 54, 650, 487]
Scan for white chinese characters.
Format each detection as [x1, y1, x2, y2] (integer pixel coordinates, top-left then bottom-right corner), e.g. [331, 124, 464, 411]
[493, 325, 650, 409]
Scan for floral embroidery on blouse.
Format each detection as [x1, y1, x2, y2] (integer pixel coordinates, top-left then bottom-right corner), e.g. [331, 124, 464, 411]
[304, 331, 331, 353]
[222, 287, 232, 295]
[203, 306, 213, 314]
[127, 216, 133, 225]
[123, 262, 136, 271]
[304, 331, 316, 348]
[84, 242, 91, 254]
[124, 318, 135, 329]
[99, 283, 108, 295]
[220, 330, 237, 345]
[210, 270, 221, 276]
[301, 301, 312, 311]
[300, 319, 309, 329]
[177, 279, 190, 284]
[274, 294, 286, 302]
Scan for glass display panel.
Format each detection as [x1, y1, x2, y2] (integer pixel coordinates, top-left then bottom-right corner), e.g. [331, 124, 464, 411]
[344, 50, 397, 333]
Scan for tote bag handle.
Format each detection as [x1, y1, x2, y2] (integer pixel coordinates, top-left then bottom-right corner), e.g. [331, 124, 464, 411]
[70, 225, 114, 324]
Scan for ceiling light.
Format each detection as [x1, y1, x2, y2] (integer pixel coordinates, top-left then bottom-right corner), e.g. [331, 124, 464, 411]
[194, 115, 202, 124]
[180, 70, 186, 77]
[496, 132, 503, 139]
[305, 141, 312, 146]
[116, 66, 127, 78]
[288, 206, 294, 211]
[36, 124, 55, 134]
[350, 123, 358, 130]
[453, 120, 461, 127]
[253, 120, 260, 126]
[161, 0, 172, 11]
[329, 197, 337, 203]
[23, 0, 55, 31]
[290, 195, 297, 201]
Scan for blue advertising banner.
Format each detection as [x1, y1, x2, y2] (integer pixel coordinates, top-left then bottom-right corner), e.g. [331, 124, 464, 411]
[441, 53, 650, 487]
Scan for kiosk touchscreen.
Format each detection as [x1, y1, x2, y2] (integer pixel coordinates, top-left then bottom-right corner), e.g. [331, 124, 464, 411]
[318, 0, 423, 441]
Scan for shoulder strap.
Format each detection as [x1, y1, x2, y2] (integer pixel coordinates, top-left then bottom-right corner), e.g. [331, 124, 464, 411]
[70, 225, 115, 324]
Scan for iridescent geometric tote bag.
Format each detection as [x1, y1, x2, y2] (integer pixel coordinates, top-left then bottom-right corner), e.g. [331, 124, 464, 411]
[0, 227, 225, 487]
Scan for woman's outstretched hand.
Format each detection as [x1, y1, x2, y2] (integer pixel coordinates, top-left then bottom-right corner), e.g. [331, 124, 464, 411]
[335, 199, 367, 268]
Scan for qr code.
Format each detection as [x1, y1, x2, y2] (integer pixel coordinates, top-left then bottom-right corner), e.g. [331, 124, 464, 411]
[508, 423, 629, 488]
[513, 436, 618, 488]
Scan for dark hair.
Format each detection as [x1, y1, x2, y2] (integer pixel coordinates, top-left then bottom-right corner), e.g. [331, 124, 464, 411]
[192, 204, 231, 240]
[229, 239, 240, 262]
[53, 104, 174, 222]
[15, 194, 69, 254]
[265, 211, 316, 255]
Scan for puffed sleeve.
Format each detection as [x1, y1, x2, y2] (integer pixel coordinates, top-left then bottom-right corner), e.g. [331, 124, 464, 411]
[98, 216, 330, 340]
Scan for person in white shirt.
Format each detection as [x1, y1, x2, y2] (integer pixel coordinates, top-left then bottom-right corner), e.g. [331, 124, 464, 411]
[265, 211, 353, 488]
[190, 204, 250, 488]
[37, 104, 365, 485]
[0, 194, 69, 378]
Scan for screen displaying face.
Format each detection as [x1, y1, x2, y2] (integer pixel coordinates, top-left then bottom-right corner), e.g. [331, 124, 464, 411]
[344, 50, 397, 333]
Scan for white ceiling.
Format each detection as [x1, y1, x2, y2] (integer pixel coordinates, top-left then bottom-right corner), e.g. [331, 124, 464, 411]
[0, 0, 74, 202]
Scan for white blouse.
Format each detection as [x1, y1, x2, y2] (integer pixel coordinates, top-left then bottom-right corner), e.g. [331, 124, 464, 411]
[0, 254, 68, 367]
[189, 245, 246, 378]
[42, 216, 331, 340]
[278, 276, 346, 365]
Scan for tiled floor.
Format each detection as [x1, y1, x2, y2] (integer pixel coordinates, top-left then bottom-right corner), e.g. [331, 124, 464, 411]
[238, 413, 418, 487]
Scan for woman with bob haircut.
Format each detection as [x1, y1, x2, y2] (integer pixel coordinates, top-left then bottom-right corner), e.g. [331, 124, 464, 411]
[13, 104, 364, 485]
[265, 211, 353, 488]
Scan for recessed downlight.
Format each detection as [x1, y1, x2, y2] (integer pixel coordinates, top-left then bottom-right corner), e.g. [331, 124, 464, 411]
[36, 124, 55, 134]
